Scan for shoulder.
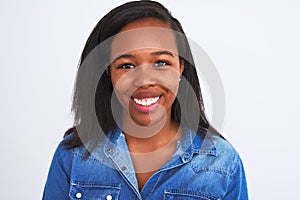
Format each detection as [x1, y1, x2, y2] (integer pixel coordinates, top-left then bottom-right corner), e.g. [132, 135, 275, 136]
[43, 132, 80, 199]
[52, 131, 88, 166]
[192, 133, 244, 177]
[52, 133, 77, 164]
[213, 135, 241, 161]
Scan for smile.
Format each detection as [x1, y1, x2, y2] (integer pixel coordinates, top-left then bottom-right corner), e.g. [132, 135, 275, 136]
[133, 96, 160, 106]
[131, 95, 161, 113]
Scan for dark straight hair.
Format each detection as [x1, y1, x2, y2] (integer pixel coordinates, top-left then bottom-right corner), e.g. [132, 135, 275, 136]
[63, 0, 220, 149]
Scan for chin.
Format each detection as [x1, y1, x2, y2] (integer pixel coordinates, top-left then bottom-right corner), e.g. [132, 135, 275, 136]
[130, 113, 157, 127]
[131, 103, 167, 123]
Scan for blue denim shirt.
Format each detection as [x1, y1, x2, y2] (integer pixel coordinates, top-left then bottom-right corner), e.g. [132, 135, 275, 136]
[43, 127, 248, 199]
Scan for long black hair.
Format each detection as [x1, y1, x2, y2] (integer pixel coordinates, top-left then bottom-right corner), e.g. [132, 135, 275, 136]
[64, 0, 219, 149]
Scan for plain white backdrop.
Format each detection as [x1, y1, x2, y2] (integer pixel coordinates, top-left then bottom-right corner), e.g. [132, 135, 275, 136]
[1, 0, 299, 199]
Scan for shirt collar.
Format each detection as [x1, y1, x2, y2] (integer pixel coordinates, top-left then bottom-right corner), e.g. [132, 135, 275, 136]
[105, 126, 217, 157]
[173, 127, 217, 163]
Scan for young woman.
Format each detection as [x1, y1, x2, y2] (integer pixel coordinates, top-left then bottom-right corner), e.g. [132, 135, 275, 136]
[43, 1, 248, 199]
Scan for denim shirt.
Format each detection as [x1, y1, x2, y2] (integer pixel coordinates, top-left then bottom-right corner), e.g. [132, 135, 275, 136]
[43, 127, 248, 200]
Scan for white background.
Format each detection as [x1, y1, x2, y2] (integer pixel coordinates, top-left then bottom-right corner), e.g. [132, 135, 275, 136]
[1, 0, 299, 199]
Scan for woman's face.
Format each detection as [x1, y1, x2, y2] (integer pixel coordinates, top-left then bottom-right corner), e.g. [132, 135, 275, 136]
[109, 18, 184, 127]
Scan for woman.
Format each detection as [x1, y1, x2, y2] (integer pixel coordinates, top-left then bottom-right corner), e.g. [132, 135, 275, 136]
[43, 1, 248, 199]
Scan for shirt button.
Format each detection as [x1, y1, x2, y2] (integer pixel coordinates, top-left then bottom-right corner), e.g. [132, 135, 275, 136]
[106, 147, 112, 152]
[183, 152, 190, 159]
[75, 192, 82, 199]
[121, 166, 127, 171]
[106, 194, 113, 200]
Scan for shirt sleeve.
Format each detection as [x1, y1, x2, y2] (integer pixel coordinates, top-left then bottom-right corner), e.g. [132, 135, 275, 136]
[223, 156, 248, 200]
[42, 141, 73, 200]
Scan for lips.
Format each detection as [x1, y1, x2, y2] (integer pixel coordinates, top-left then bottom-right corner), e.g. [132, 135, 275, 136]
[131, 95, 161, 112]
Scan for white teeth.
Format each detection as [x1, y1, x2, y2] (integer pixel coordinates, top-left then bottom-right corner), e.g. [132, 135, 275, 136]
[133, 96, 160, 106]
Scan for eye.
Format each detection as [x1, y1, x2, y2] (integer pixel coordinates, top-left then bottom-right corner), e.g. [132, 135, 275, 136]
[117, 63, 134, 69]
[153, 60, 170, 67]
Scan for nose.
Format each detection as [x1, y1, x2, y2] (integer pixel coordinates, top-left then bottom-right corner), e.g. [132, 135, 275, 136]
[133, 64, 157, 88]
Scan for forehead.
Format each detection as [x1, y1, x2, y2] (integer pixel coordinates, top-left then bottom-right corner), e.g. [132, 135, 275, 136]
[110, 27, 178, 60]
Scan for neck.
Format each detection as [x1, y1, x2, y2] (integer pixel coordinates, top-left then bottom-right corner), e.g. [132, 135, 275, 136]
[121, 112, 181, 153]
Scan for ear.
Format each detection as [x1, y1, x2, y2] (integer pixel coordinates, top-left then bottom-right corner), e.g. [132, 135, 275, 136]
[179, 59, 185, 75]
[105, 66, 110, 75]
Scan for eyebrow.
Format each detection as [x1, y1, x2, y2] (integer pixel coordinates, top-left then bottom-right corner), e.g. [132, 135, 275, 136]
[111, 50, 175, 63]
[112, 54, 134, 63]
[150, 51, 175, 57]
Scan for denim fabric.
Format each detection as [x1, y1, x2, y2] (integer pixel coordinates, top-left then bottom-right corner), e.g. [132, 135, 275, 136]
[43, 127, 248, 200]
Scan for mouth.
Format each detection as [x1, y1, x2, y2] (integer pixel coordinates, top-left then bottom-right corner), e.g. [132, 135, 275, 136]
[131, 95, 161, 112]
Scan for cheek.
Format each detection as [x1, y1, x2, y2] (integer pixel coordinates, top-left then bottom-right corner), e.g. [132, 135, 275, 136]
[156, 71, 180, 95]
[110, 73, 133, 108]
[165, 84, 179, 104]
[111, 72, 129, 92]
[111, 70, 136, 89]
[110, 72, 120, 88]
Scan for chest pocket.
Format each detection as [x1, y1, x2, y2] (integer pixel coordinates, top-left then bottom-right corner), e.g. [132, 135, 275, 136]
[163, 189, 220, 200]
[69, 181, 121, 200]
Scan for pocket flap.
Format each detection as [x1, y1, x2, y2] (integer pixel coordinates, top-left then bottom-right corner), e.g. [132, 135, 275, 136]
[69, 181, 121, 200]
[164, 189, 220, 200]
